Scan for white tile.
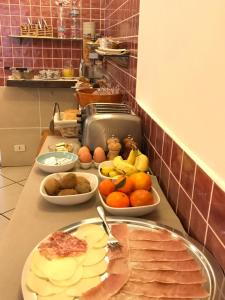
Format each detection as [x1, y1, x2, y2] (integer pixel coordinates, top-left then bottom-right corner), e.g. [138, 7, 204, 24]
[0, 166, 32, 182]
[0, 215, 9, 239]
[18, 179, 27, 186]
[0, 184, 23, 213]
[3, 209, 14, 220]
[0, 175, 14, 188]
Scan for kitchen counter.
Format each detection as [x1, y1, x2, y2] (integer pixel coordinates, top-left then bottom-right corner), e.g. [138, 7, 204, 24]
[0, 136, 187, 299]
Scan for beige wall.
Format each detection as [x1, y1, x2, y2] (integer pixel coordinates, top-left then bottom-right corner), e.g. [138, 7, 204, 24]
[0, 87, 76, 166]
[136, 0, 225, 191]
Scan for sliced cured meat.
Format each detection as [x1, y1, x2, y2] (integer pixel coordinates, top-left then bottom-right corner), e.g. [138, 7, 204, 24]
[130, 269, 206, 284]
[129, 239, 186, 251]
[122, 282, 209, 298]
[111, 293, 190, 300]
[80, 273, 130, 300]
[129, 229, 173, 241]
[130, 249, 193, 262]
[108, 224, 129, 260]
[38, 231, 87, 259]
[107, 258, 130, 274]
[131, 260, 201, 271]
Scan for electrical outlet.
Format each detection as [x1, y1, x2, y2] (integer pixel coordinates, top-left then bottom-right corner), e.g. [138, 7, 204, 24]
[14, 144, 26, 152]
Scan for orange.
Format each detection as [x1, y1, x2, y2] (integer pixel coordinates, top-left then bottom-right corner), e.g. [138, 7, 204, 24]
[106, 191, 130, 208]
[114, 176, 134, 194]
[129, 172, 152, 190]
[98, 179, 115, 197]
[130, 190, 155, 207]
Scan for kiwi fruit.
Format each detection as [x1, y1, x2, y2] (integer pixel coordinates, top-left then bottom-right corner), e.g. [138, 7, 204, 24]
[60, 173, 77, 189]
[58, 189, 78, 196]
[44, 178, 61, 195]
[76, 182, 91, 194]
[76, 176, 90, 185]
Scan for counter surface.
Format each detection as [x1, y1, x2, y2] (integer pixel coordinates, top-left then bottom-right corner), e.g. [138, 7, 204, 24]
[0, 136, 187, 300]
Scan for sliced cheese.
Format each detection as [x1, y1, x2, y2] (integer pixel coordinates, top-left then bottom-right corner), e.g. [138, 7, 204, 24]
[93, 233, 108, 248]
[83, 248, 107, 266]
[73, 224, 105, 247]
[37, 290, 73, 300]
[82, 259, 108, 278]
[26, 271, 64, 297]
[50, 265, 83, 287]
[66, 276, 101, 297]
[32, 251, 77, 281]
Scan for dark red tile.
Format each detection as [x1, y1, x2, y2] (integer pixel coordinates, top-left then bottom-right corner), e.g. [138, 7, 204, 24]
[180, 152, 196, 197]
[205, 227, 225, 273]
[159, 161, 170, 196]
[209, 184, 225, 245]
[177, 187, 191, 232]
[162, 133, 172, 167]
[189, 204, 207, 245]
[170, 142, 183, 181]
[155, 126, 164, 156]
[167, 173, 179, 211]
[193, 166, 213, 218]
[151, 151, 161, 180]
[150, 120, 157, 147]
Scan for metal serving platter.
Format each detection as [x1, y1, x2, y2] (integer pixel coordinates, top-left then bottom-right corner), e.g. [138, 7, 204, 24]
[22, 217, 223, 300]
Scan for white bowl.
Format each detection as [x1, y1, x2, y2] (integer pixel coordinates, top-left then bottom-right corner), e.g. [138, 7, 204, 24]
[36, 152, 78, 173]
[98, 160, 116, 180]
[40, 172, 98, 206]
[99, 187, 160, 217]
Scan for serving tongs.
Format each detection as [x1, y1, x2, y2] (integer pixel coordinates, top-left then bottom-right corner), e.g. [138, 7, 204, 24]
[97, 206, 121, 250]
[49, 102, 61, 133]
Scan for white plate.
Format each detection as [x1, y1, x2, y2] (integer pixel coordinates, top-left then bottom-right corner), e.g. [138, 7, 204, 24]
[21, 217, 217, 300]
[99, 187, 160, 217]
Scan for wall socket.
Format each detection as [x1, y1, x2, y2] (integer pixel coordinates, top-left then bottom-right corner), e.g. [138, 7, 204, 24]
[14, 144, 26, 152]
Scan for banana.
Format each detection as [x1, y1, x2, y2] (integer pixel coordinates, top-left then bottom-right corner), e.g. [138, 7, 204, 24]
[126, 149, 138, 165]
[113, 156, 137, 176]
[100, 166, 115, 177]
[134, 153, 149, 172]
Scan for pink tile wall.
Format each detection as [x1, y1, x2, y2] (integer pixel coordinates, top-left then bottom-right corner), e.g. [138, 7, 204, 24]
[0, 0, 103, 85]
[103, 0, 225, 283]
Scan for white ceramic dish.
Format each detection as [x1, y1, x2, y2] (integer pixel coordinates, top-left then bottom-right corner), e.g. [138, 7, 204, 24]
[99, 187, 160, 217]
[79, 161, 93, 169]
[36, 152, 78, 173]
[40, 172, 98, 205]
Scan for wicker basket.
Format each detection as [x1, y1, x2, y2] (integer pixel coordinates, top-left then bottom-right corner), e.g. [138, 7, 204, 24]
[59, 126, 80, 138]
[76, 88, 122, 107]
[20, 24, 53, 37]
[54, 112, 80, 138]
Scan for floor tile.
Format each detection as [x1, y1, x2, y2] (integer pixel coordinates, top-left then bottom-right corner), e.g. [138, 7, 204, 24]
[18, 179, 27, 186]
[0, 184, 23, 213]
[0, 175, 14, 188]
[0, 215, 9, 239]
[3, 209, 14, 220]
[0, 166, 32, 182]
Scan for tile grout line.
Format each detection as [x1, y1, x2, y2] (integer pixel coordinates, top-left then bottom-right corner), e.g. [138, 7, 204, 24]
[203, 181, 214, 246]
[187, 163, 197, 233]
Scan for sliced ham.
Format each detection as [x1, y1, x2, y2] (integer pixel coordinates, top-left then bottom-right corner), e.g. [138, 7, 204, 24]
[131, 259, 201, 271]
[129, 229, 173, 241]
[129, 239, 186, 251]
[108, 224, 129, 260]
[111, 294, 190, 300]
[80, 273, 130, 300]
[130, 249, 193, 262]
[122, 282, 209, 298]
[107, 258, 130, 274]
[130, 269, 206, 284]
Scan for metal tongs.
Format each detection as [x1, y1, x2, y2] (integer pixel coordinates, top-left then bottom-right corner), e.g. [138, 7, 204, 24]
[49, 102, 61, 133]
[97, 206, 121, 250]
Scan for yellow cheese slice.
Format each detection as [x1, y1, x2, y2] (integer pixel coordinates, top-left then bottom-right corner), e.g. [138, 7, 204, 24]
[32, 251, 77, 281]
[26, 271, 64, 297]
[31, 258, 47, 279]
[82, 259, 108, 278]
[83, 248, 107, 266]
[73, 224, 105, 247]
[66, 276, 101, 297]
[93, 233, 108, 248]
[50, 265, 83, 287]
[37, 290, 73, 300]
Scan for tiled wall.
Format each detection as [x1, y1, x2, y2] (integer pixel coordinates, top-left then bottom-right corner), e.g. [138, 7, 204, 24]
[103, 0, 225, 280]
[0, 0, 104, 85]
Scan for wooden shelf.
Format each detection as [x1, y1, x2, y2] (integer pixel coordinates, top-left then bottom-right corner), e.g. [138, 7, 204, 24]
[8, 35, 82, 41]
[6, 79, 77, 88]
[95, 50, 129, 68]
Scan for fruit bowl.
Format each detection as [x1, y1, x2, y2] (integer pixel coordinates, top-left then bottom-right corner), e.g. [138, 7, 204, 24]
[98, 160, 119, 180]
[98, 187, 160, 217]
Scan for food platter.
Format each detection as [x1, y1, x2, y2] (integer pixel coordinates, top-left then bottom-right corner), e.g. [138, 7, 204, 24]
[21, 217, 222, 300]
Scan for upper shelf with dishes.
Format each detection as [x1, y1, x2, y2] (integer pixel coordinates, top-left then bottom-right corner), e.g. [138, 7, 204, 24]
[8, 35, 83, 41]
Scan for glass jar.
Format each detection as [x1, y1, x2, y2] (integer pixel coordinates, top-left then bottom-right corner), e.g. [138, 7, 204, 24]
[62, 60, 74, 78]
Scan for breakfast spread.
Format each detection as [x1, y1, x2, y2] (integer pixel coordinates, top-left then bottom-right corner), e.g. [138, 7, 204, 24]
[25, 223, 209, 299]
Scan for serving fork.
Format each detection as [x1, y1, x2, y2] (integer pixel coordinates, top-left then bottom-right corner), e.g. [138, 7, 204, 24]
[97, 206, 121, 250]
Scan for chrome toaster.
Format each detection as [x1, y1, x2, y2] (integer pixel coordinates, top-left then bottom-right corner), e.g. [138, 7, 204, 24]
[80, 103, 142, 151]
